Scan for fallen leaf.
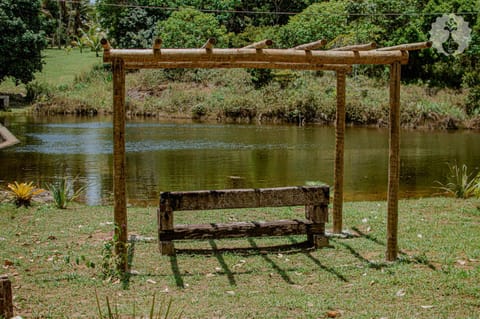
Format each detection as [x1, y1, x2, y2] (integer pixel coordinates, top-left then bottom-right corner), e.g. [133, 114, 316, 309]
[4, 260, 14, 267]
[214, 267, 222, 272]
[396, 289, 406, 297]
[362, 218, 368, 223]
[421, 305, 434, 309]
[146, 279, 157, 284]
[326, 310, 341, 318]
[47, 235, 57, 240]
[456, 260, 466, 265]
[417, 234, 423, 238]
[225, 290, 235, 295]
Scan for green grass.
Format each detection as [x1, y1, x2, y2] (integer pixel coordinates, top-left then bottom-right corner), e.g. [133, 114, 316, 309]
[1, 197, 479, 318]
[35, 48, 102, 87]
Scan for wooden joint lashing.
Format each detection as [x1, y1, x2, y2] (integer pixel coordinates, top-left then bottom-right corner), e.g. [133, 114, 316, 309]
[293, 39, 327, 51]
[243, 39, 273, 49]
[201, 37, 217, 50]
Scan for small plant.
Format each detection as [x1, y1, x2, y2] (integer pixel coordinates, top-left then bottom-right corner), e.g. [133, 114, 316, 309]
[46, 176, 86, 209]
[95, 290, 182, 319]
[6, 181, 44, 208]
[435, 163, 480, 199]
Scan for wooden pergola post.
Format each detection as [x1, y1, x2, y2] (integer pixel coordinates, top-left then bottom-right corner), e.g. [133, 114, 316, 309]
[0, 276, 13, 319]
[386, 62, 401, 261]
[112, 57, 128, 272]
[333, 70, 346, 233]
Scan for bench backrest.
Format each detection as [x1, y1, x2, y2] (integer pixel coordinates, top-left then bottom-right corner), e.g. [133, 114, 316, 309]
[159, 186, 329, 212]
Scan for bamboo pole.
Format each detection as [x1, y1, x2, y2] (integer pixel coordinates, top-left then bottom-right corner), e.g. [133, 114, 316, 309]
[103, 48, 409, 66]
[124, 61, 352, 72]
[378, 41, 432, 51]
[293, 39, 327, 50]
[153, 37, 162, 55]
[331, 42, 376, 51]
[333, 70, 346, 233]
[201, 38, 216, 50]
[112, 58, 128, 272]
[242, 39, 273, 49]
[0, 276, 13, 319]
[386, 62, 401, 261]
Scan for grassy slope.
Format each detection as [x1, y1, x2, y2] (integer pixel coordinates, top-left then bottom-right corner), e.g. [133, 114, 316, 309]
[35, 48, 102, 86]
[0, 198, 479, 318]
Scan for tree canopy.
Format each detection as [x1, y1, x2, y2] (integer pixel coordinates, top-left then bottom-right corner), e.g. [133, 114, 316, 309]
[0, 0, 46, 84]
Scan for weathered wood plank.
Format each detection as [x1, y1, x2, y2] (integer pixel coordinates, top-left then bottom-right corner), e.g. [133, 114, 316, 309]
[160, 186, 329, 211]
[0, 276, 13, 319]
[159, 219, 324, 240]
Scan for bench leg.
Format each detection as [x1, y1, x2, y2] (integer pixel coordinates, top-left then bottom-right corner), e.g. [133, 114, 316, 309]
[306, 205, 329, 248]
[157, 208, 175, 255]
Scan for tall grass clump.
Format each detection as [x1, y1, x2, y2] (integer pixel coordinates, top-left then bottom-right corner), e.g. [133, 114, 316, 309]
[46, 176, 85, 209]
[435, 163, 480, 199]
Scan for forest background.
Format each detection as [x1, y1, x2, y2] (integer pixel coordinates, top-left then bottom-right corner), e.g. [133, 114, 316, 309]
[1, 0, 480, 127]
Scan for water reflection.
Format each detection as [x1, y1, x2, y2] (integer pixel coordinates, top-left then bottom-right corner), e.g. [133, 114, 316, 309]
[1, 114, 479, 205]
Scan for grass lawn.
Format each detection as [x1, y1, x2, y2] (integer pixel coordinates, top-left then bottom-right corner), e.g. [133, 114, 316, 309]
[0, 48, 102, 94]
[35, 48, 102, 86]
[0, 197, 479, 318]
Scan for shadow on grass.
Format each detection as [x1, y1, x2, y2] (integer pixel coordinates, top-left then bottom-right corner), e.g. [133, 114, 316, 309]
[169, 255, 185, 288]
[337, 228, 437, 271]
[209, 240, 236, 286]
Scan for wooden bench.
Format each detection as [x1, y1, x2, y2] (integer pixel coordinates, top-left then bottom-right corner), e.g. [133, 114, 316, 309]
[157, 186, 329, 255]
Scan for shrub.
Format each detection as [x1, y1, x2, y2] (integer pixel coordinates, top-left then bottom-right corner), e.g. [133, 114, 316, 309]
[6, 181, 44, 208]
[46, 177, 85, 209]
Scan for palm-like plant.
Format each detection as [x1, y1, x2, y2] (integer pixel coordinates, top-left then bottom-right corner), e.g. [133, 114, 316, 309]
[7, 182, 45, 208]
[435, 164, 480, 199]
[46, 177, 86, 209]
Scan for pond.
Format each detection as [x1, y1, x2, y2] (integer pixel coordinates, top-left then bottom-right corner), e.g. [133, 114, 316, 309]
[1, 114, 479, 206]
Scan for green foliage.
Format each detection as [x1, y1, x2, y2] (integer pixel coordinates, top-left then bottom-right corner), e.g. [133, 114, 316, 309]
[0, 0, 47, 84]
[46, 176, 86, 209]
[6, 181, 44, 208]
[157, 8, 228, 48]
[25, 81, 53, 102]
[435, 163, 480, 199]
[277, 1, 348, 48]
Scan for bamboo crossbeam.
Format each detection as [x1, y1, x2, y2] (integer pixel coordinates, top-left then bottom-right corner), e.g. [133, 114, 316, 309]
[242, 39, 273, 49]
[293, 39, 327, 51]
[103, 48, 409, 65]
[377, 41, 432, 51]
[123, 61, 352, 72]
[331, 42, 376, 51]
[201, 38, 217, 50]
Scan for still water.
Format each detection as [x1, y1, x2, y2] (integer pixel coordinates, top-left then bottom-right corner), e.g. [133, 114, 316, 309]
[1, 115, 480, 206]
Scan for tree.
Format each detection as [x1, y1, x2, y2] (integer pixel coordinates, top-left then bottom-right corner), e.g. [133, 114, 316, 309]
[0, 0, 47, 84]
[157, 8, 228, 48]
[277, 1, 348, 48]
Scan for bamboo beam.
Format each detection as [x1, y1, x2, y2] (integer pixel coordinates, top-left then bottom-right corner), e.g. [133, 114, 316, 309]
[293, 39, 327, 51]
[112, 58, 128, 272]
[123, 61, 352, 72]
[377, 41, 432, 51]
[242, 39, 273, 49]
[386, 62, 401, 261]
[201, 37, 216, 50]
[333, 70, 346, 234]
[331, 42, 376, 51]
[103, 48, 409, 66]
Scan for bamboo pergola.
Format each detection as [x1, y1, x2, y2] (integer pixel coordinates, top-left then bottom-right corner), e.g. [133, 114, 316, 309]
[101, 37, 431, 271]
